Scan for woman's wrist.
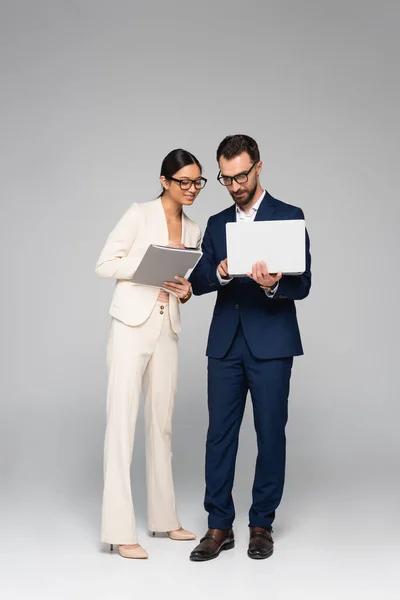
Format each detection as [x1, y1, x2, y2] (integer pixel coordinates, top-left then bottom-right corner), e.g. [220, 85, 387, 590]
[179, 287, 192, 304]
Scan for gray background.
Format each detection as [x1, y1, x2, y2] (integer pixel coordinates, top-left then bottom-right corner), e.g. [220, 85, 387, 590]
[2, 0, 399, 598]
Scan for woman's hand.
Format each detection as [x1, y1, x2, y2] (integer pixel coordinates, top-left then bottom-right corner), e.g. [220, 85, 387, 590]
[162, 276, 192, 299]
[168, 241, 185, 249]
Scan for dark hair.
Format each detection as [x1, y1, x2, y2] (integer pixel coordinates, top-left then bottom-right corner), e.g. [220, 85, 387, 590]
[216, 134, 260, 163]
[159, 148, 202, 196]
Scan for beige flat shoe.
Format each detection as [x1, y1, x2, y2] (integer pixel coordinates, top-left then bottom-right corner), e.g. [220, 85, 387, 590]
[110, 544, 148, 559]
[167, 527, 196, 541]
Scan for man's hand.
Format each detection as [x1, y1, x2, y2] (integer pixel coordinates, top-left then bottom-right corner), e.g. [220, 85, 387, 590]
[162, 276, 192, 299]
[218, 258, 230, 280]
[247, 261, 282, 289]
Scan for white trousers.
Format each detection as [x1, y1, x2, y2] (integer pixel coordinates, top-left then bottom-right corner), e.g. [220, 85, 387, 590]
[101, 302, 181, 544]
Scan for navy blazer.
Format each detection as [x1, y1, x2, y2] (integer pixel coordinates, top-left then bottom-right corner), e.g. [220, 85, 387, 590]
[189, 191, 312, 359]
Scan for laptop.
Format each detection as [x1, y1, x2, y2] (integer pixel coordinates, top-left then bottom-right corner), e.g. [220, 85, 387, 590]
[226, 219, 306, 276]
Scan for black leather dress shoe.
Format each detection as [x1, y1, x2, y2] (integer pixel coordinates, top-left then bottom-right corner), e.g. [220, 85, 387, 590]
[190, 528, 234, 562]
[247, 527, 274, 559]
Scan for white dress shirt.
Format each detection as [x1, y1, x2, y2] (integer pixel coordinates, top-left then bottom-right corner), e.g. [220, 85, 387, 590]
[216, 190, 279, 297]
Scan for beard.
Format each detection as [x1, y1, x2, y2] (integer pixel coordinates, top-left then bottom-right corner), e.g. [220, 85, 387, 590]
[230, 180, 258, 208]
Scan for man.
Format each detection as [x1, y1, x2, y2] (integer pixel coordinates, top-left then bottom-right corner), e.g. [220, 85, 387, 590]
[189, 134, 311, 561]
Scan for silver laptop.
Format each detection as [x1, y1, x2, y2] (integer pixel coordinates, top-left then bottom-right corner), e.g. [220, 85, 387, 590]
[226, 219, 306, 276]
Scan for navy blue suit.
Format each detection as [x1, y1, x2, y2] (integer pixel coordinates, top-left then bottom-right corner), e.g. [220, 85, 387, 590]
[190, 191, 311, 530]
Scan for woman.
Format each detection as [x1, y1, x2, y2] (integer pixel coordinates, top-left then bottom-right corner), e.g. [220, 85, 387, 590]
[95, 149, 206, 559]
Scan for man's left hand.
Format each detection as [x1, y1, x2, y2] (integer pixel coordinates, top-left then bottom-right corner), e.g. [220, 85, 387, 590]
[247, 261, 282, 289]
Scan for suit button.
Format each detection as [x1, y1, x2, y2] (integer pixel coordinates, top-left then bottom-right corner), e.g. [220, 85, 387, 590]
[235, 304, 240, 309]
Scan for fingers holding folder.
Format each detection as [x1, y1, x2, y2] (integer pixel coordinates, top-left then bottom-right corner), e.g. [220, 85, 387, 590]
[162, 275, 192, 299]
[164, 243, 194, 296]
[131, 244, 202, 294]
[167, 241, 186, 249]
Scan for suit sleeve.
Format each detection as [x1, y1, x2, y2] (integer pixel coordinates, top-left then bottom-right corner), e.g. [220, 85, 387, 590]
[189, 219, 224, 296]
[270, 208, 312, 301]
[95, 203, 142, 280]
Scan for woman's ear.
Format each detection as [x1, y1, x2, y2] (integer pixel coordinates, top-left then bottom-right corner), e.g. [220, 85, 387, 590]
[160, 176, 169, 192]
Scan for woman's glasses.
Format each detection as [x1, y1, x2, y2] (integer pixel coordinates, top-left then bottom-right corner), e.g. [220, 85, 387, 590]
[170, 176, 207, 190]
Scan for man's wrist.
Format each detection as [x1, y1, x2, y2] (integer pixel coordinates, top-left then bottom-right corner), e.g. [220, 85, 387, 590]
[216, 268, 232, 285]
[261, 281, 279, 297]
[260, 281, 278, 291]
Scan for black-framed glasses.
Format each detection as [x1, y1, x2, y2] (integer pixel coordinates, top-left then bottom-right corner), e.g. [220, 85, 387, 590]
[169, 176, 207, 190]
[217, 162, 257, 186]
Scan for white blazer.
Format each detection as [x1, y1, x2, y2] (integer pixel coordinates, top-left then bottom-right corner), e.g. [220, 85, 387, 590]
[95, 198, 202, 333]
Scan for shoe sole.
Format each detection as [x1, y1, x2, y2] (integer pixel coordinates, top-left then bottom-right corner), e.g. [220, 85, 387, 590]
[247, 548, 274, 560]
[190, 540, 235, 562]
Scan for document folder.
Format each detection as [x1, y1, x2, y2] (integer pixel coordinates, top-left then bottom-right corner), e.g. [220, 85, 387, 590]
[131, 245, 202, 288]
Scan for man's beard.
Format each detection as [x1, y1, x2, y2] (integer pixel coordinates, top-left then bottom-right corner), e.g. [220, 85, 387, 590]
[230, 181, 258, 208]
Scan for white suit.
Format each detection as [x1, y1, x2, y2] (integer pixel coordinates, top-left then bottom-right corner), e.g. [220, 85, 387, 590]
[96, 198, 201, 544]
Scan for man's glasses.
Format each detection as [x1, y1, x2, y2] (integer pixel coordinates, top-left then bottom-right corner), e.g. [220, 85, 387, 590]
[217, 162, 257, 186]
[170, 177, 207, 190]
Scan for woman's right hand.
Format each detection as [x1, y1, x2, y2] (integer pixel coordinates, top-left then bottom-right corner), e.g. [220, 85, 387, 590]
[162, 276, 192, 299]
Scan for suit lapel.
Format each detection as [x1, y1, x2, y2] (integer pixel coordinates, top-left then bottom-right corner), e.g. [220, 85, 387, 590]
[225, 204, 237, 224]
[223, 192, 277, 224]
[254, 191, 277, 222]
[220, 204, 237, 256]
[153, 197, 169, 245]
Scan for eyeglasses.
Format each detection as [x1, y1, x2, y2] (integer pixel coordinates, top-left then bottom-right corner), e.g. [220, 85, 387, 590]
[217, 162, 257, 186]
[169, 176, 207, 190]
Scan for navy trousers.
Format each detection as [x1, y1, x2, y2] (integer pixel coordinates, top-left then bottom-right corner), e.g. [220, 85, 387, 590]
[205, 321, 293, 530]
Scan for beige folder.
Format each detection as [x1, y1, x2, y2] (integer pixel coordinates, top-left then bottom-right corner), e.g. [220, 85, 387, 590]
[132, 245, 202, 288]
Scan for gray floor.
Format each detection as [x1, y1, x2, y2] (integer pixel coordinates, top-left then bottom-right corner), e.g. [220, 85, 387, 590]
[3, 383, 399, 599]
[3, 471, 398, 600]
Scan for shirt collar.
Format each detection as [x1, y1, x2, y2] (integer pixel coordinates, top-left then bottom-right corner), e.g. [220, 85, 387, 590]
[236, 190, 266, 216]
